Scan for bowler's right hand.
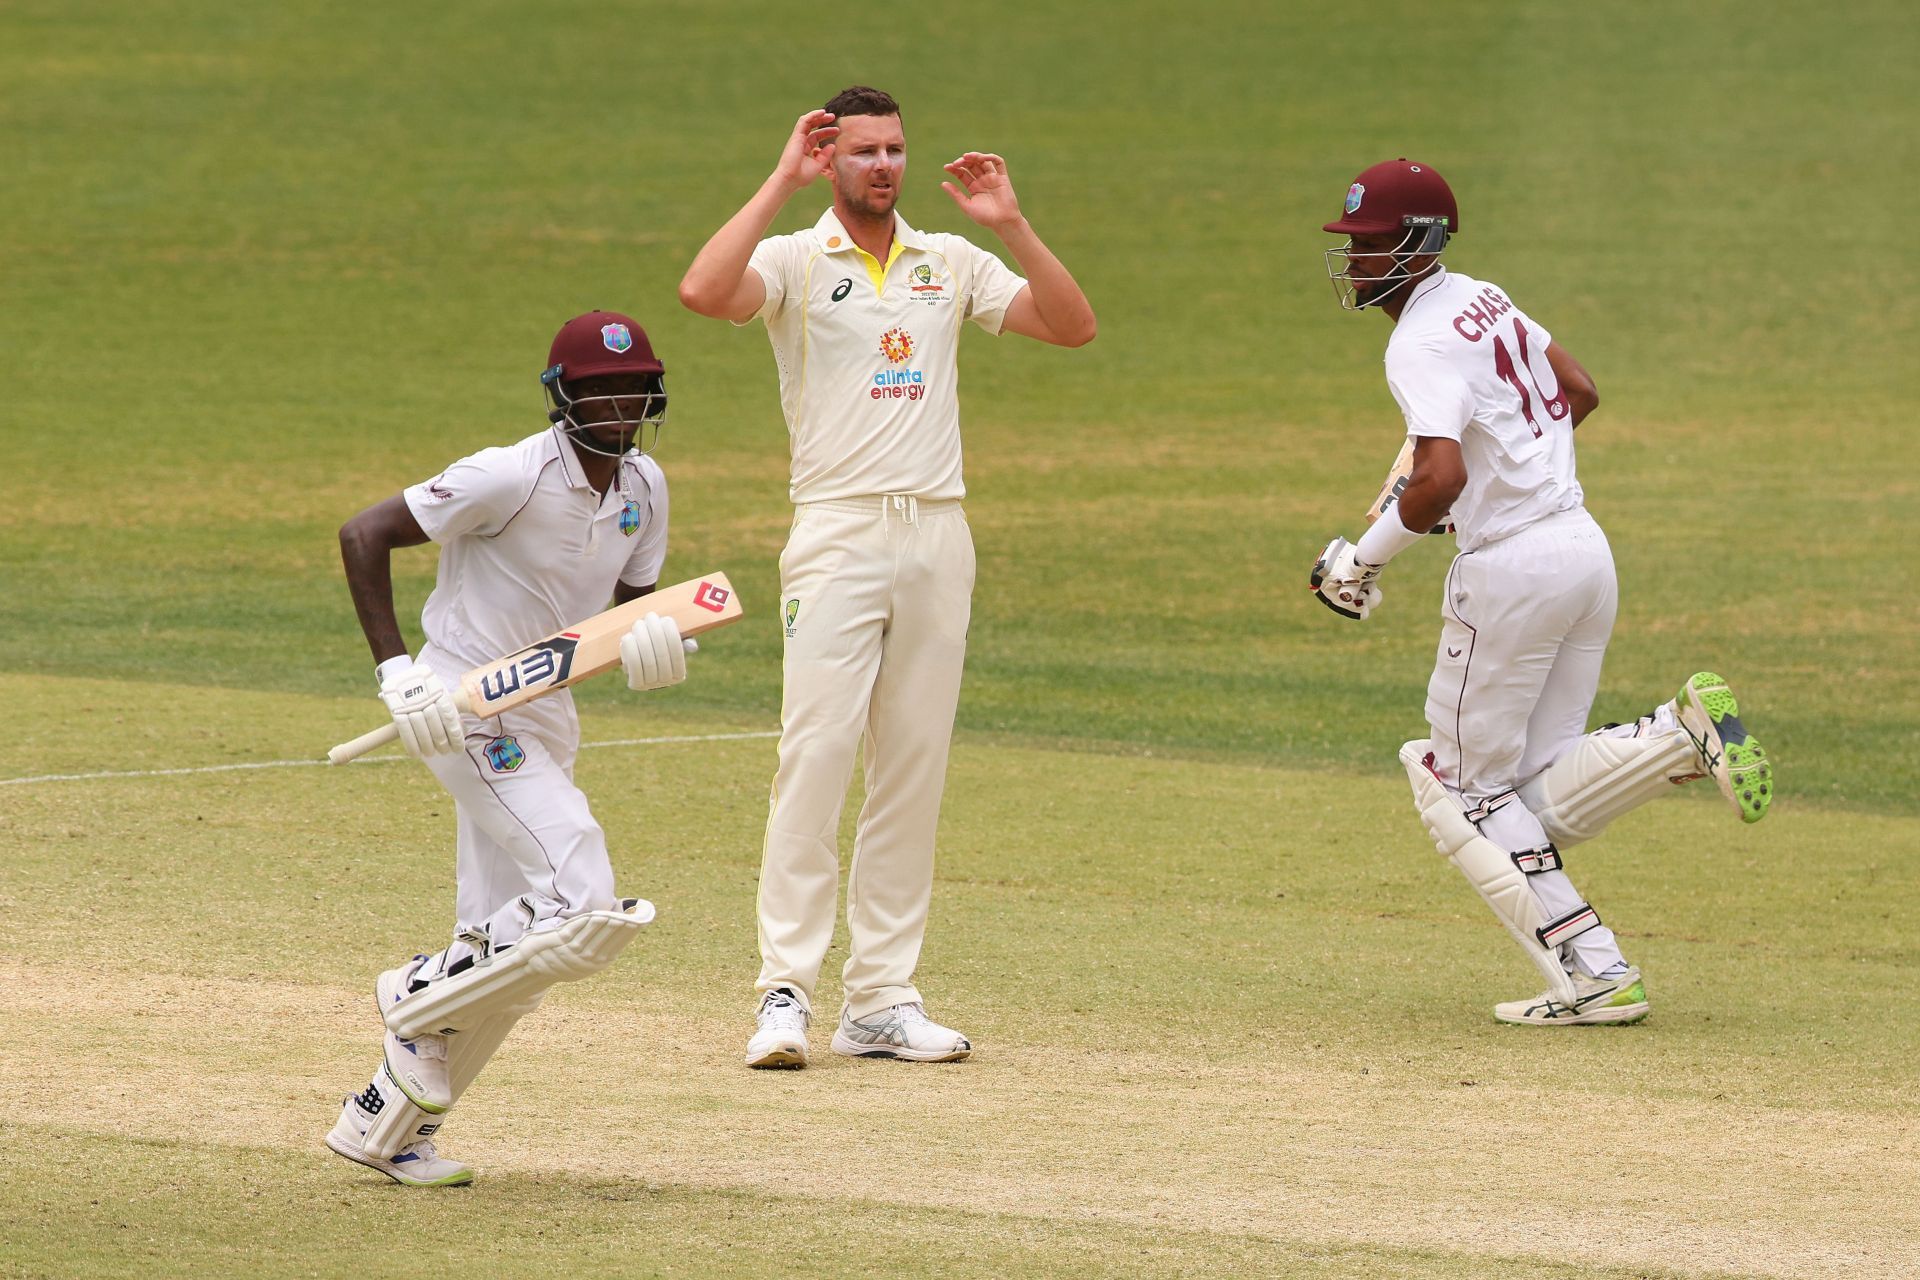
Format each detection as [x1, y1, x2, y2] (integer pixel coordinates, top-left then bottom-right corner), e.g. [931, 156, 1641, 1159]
[774, 109, 838, 192]
[379, 660, 464, 758]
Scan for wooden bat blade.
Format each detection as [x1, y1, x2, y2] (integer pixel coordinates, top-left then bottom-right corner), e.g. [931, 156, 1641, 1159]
[1363, 438, 1451, 534]
[326, 571, 744, 766]
[1365, 438, 1417, 525]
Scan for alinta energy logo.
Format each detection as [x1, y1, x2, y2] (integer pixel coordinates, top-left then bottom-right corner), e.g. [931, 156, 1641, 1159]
[873, 326, 925, 401]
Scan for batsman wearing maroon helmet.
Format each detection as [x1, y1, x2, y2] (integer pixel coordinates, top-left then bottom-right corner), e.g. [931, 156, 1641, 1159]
[323, 312, 692, 1185]
[1313, 160, 1775, 1025]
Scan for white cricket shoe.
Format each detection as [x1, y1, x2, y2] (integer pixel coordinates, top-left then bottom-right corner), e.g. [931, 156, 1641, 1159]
[831, 1001, 972, 1062]
[745, 987, 810, 1069]
[378, 960, 451, 1112]
[1495, 966, 1650, 1026]
[325, 1093, 472, 1187]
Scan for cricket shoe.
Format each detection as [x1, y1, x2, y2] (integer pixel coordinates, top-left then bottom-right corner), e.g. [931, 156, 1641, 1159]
[326, 1094, 472, 1188]
[831, 1001, 972, 1062]
[379, 960, 451, 1112]
[1677, 671, 1773, 823]
[745, 987, 810, 1069]
[1494, 965, 1649, 1026]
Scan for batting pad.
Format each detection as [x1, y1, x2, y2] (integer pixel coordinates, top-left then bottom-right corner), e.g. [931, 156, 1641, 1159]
[1401, 741, 1585, 1008]
[1518, 729, 1698, 850]
[385, 899, 654, 1039]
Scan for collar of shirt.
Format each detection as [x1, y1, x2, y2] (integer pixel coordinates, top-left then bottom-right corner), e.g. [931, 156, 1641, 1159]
[813, 207, 928, 293]
[546, 425, 637, 494]
[1398, 266, 1450, 321]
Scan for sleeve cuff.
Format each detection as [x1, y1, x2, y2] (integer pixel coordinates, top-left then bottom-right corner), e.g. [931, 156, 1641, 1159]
[1354, 505, 1426, 566]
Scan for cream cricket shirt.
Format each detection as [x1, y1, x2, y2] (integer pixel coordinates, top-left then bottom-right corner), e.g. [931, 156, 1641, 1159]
[743, 209, 1028, 503]
[403, 427, 668, 669]
[1385, 268, 1584, 553]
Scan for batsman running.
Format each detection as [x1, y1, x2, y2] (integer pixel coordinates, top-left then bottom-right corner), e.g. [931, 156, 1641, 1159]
[679, 86, 1095, 1067]
[324, 311, 692, 1184]
[1313, 160, 1775, 1025]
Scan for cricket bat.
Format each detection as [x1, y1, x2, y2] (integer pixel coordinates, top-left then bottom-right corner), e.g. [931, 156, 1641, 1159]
[1364, 438, 1451, 534]
[327, 571, 744, 765]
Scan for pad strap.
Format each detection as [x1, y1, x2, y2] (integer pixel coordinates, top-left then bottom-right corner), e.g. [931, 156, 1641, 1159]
[1511, 846, 1563, 874]
[1537, 903, 1601, 950]
[1462, 790, 1519, 824]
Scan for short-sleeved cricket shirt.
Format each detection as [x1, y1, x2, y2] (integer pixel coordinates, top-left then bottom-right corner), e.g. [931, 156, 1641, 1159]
[403, 427, 668, 669]
[742, 208, 1028, 503]
[1384, 269, 1583, 552]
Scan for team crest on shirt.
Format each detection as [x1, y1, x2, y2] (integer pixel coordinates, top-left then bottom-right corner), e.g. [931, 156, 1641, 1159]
[619, 499, 642, 536]
[601, 323, 633, 353]
[1345, 183, 1365, 214]
[784, 597, 800, 637]
[483, 735, 525, 773]
[907, 262, 948, 304]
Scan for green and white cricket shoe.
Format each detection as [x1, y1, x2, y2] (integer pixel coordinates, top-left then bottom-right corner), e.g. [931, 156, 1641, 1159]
[831, 1001, 972, 1062]
[1494, 966, 1650, 1026]
[1677, 671, 1773, 823]
[325, 1095, 473, 1187]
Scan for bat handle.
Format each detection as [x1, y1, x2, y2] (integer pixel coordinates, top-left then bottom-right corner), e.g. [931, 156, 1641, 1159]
[327, 722, 399, 766]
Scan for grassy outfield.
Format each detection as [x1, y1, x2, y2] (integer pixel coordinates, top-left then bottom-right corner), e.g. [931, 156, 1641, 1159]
[4, 0, 1918, 1276]
[5, 679, 1919, 1279]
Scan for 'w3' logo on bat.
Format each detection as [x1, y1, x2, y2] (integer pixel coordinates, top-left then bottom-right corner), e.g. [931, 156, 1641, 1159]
[477, 635, 580, 705]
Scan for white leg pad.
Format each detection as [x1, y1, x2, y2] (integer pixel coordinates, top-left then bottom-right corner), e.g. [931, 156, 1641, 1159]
[1402, 741, 1583, 1008]
[386, 899, 654, 1039]
[1518, 727, 1700, 849]
[359, 1069, 446, 1160]
[447, 999, 543, 1098]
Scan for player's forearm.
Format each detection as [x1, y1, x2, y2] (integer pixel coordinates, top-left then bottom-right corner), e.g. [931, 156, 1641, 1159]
[338, 522, 409, 666]
[678, 176, 794, 316]
[993, 218, 1097, 346]
[1396, 472, 1460, 535]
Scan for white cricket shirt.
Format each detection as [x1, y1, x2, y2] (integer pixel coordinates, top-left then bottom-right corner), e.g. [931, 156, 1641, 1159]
[403, 427, 669, 669]
[742, 208, 1028, 503]
[1385, 268, 1583, 552]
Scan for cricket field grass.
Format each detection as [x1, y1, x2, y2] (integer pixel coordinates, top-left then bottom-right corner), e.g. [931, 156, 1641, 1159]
[4, 2, 1916, 1277]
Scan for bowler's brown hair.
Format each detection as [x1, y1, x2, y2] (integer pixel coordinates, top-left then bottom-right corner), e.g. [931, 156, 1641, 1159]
[824, 86, 901, 121]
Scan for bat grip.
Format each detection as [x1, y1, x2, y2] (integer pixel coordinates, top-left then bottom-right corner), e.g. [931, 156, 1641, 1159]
[326, 687, 473, 766]
[327, 722, 399, 765]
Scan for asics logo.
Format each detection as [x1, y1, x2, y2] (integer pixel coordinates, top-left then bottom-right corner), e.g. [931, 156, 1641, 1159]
[1683, 723, 1722, 770]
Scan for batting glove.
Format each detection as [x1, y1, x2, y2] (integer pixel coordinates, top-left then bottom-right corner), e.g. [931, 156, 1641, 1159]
[378, 659, 464, 758]
[620, 612, 689, 692]
[1309, 536, 1385, 621]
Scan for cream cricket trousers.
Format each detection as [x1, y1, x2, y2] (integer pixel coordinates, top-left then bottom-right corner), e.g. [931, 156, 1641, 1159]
[757, 496, 975, 1021]
[416, 663, 618, 973]
[1423, 506, 1629, 977]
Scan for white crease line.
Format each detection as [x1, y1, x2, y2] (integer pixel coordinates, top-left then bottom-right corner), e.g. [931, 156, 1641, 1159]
[0, 730, 781, 788]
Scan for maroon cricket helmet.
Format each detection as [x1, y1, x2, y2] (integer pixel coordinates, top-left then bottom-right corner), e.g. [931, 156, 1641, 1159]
[1323, 159, 1459, 239]
[543, 310, 665, 383]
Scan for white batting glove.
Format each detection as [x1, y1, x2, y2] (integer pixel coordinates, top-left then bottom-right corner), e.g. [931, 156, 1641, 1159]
[378, 659, 464, 758]
[620, 612, 689, 692]
[1309, 536, 1385, 621]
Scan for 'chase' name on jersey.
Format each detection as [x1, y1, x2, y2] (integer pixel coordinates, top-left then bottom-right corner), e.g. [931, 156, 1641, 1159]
[1450, 285, 1516, 342]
